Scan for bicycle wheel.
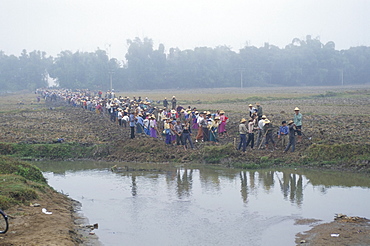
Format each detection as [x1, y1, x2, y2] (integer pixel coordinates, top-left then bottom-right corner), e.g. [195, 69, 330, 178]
[0, 210, 9, 234]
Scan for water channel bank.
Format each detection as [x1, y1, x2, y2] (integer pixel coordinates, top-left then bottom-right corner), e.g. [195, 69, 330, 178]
[0, 156, 99, 245]
[1, 156, 369, 245]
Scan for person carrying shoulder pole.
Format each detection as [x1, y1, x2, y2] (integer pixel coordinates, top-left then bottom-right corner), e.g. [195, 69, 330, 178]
[202, 112, 211, 142]
[129, 111, 136, 139]
[284, 120, 296, 153]
[174, 120, 184, 150]
[195, 112, 204, 142]
[263, 119, 276, 151]
[294, 107, 303, 143]
[256, 103, 263, 121]
[163, 117, 172, 144]
[256, 115, 267, 148]
[245, 117, 256, 149]
[182, 120, 194, 150]
[209, 116, 220, 145]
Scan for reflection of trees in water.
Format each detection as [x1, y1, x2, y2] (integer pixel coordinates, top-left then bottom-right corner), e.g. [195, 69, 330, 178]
[176, 168, 193, 199]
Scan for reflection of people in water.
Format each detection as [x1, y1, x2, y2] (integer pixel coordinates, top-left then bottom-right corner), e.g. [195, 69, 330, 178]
[249, 171, 256, 191]
[127, 168, 305, 206]
[240, 171, 248, 203]
[199, 168, 221, 191]
[281, 172, 290, 198]
[262, 171, 274, 190]
[296, 175, 303, 205]
[131, 175, 137, 196]
[276, 171, 304, 206]
[289, 174, 304, 206]
[176, 168, 193, 199]
[290, 174, 297, 201]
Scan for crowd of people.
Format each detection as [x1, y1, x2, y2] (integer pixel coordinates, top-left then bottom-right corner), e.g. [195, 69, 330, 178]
[37, 88, 303, 153]
[238, 106, 303, 153]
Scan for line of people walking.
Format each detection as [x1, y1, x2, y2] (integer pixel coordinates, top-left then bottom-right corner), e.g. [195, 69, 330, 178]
[38, 88, 303, 154]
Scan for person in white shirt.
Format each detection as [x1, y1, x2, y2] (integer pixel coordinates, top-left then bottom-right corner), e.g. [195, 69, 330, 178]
[143, 116, 150, 135]
[256, 115, 267, 148]
[245, 118, 256, 149]
[122, 114, 129, 128]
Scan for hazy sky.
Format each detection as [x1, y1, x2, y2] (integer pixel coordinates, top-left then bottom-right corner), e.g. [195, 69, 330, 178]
[1, 0, 369, 61]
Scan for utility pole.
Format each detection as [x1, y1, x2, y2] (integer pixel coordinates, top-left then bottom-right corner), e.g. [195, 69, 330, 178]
[341, 69, 344, 86]
[240, 70, 243, 89]
[106, 44, 112, 91]
[235, 68, 246, 89]
[109, 71, 113, 91]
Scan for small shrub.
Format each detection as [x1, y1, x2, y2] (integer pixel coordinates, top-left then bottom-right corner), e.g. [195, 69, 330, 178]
[0, 195, 16, 210]
[0, 156, 46, 183]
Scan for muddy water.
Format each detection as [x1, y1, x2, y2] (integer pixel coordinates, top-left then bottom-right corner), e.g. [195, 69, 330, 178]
[35, 162, 370, 246]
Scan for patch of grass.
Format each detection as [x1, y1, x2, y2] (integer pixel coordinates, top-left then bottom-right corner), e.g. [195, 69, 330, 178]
[202, 143, 237, 164]
[307, 144, 370, 161]
[233, 162, 260, 169]
[314, 91, 339, 98]
[286, 162, 301, 167]
[0, 156, 46, 183]
[232, 161, 274, 169]
[0, 156, 51, 209]
[0, 194, 16, 210]
[0, 174, 42, 209]
[260, 156, 269, 163]
[0, 142, 109, 160]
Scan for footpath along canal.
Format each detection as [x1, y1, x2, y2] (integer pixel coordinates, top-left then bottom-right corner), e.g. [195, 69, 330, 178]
[35, 161, 370, 246]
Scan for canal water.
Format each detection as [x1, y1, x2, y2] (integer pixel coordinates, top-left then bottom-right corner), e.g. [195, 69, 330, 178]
[35, 161, 370, 246]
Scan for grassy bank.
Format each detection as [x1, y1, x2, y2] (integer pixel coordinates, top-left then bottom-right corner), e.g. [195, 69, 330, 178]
[1, 138, 369, 173]
[0, 156, 48, 209]
[0, 142, 109, 160]
[305, 144, 370, 169]
[0, 155, 95, 245]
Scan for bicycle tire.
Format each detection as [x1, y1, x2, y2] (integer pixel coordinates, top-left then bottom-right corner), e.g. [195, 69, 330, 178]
[0, 210, 9, 234]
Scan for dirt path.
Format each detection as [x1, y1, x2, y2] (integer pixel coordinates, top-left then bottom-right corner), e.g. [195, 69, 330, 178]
[0, 190, 99, 246]
[296, 216, 370, 245]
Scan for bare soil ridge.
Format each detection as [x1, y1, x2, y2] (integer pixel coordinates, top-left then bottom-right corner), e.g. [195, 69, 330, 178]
[0, 87, 369, 171]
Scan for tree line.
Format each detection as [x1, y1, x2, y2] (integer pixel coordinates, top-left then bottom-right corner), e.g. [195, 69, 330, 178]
[1, 35, 369, 91]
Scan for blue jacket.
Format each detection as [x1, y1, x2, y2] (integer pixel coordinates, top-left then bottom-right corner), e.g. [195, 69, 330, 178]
[279, 125, 289, 135]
